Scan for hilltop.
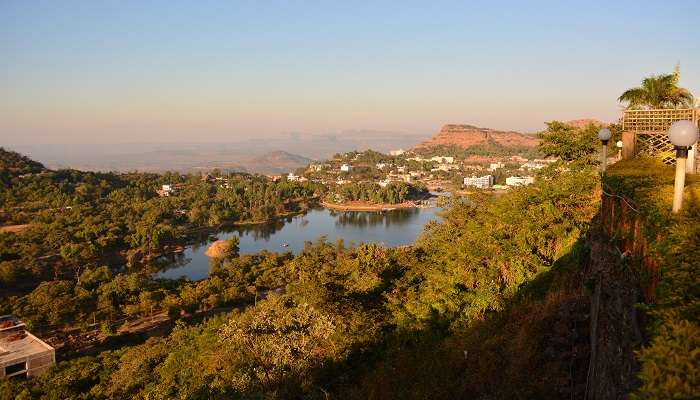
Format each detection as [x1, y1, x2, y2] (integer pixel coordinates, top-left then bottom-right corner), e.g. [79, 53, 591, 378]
[0, 147, 45, 175]
[414, 124, 539, 152]
[245, 151, 313, 175]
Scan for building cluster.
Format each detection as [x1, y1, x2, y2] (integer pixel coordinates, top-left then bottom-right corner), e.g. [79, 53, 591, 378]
[463, 174, 535, 189]
[285, 172, 308, 182]
[157, 184, 185, 197]
[283, 150, 551, 192]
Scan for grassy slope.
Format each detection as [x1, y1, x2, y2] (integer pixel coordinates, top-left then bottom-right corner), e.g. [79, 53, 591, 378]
[604, 158, 700, 399]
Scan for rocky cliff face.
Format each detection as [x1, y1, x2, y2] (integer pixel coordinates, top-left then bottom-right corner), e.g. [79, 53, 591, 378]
[414, 124, 539, 150]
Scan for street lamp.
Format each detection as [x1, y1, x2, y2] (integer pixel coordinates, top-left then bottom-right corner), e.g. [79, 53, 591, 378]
[616, 140, 623, 160]
[668, 120, 699, 213]
[598, 128, 612, 173]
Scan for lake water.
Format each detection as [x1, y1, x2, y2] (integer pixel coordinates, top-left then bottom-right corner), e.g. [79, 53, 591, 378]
[155, 206, 441, 281]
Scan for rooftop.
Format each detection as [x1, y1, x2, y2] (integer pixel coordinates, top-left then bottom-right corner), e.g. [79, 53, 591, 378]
[0, 315, 53, 364]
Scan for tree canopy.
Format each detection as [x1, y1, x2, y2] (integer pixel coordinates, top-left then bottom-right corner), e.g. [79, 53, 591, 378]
[618, 67, 694, 109]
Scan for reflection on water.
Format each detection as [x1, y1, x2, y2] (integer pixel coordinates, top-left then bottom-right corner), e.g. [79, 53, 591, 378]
[332, 208, 420, 228]
[156, 206, 440, 281]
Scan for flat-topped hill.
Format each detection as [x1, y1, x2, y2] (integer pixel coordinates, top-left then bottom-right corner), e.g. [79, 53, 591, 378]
[414, 124, 539, 151]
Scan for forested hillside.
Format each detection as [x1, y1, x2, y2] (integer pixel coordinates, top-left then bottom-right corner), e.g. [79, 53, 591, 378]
[0, 151, 321, 301]
[1, 122, 605, 399]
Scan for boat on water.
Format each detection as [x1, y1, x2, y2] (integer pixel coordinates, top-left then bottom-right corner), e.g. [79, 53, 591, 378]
[281, 242, 289, 247]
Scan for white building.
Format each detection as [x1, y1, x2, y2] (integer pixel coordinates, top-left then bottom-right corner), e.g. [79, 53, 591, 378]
[519, 161, 546, 171]
[431, 163, 459, 173]
[431, 156, 455, 164]
[506, 176, 535, 186]
[463, 175, 494, 189]
[0, 315, 55, 379]
[376, 163, 388, 169]
[389, 149, 406, 156]
[340, 164, 352, 172]
[308, 164, 326, 172]
[488, 162, 505, 171]
[286, 173, 302, 182]
[157, 184, 176, 197]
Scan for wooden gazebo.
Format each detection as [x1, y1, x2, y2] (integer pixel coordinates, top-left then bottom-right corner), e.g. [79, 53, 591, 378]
[621, 108, 699, 173]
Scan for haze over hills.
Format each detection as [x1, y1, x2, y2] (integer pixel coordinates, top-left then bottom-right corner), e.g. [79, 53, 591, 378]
[9, 120, 611, 174]
[10, 130, 429, 174]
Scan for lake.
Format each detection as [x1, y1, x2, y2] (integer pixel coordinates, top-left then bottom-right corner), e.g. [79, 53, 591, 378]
[155, 206, 441, 281]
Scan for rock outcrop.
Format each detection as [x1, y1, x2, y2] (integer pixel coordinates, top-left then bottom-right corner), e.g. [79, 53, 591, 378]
[414, 124, 539, 150]
[205, 240, 232, 258]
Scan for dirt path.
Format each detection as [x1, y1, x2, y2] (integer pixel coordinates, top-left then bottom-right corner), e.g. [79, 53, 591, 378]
[0, 224, 30, 233]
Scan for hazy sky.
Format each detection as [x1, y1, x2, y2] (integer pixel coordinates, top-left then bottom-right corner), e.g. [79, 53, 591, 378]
[2, 0, 699, 145]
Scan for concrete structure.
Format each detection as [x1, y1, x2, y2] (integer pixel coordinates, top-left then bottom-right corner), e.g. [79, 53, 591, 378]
[308, 164, 326, 172]
[286, 172, 302, 182]
[431, 163, 459, 172]
[463, 175, 494, 189]
[519, 161, 546, 171]
[431, 156, 455, 164]
[340, 164, 352, 172]
[506, 176, 535, 186]
[389, 149, 405, 156]
[157, 184, 175, 197]
[0, 315, 55, 379]
[488, 162, 505, 171]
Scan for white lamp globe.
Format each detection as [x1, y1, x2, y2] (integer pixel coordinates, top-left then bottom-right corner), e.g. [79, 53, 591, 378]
[598, 128, 612, 141]
[616, 140, 623, 148]
[668, 120, 699, 147]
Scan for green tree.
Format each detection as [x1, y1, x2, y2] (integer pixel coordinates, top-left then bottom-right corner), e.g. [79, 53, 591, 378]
[537, 121, 600, 163]
[618, 67, 694, 109]
[227, 235, 240, 258]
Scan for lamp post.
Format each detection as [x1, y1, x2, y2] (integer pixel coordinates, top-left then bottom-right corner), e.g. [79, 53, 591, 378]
[598, 128, 612, 174]
[616, 140, 623, 161]
[668, 120, 699, 213]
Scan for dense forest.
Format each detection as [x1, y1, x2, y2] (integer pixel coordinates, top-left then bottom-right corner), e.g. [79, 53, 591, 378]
[326, 181, 429, 204]
[414, 141, 542, 159]
[0, 147, 321, 295]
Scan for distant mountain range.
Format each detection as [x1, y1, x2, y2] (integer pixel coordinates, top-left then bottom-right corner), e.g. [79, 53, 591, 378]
[10, 120, 607, 174]
[11, 130, 428, 175]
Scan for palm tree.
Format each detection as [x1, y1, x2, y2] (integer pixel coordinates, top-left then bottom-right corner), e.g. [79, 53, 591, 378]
[618, 66, 694, 109]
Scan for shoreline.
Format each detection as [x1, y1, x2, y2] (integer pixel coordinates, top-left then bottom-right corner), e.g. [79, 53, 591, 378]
[321, 200, 419, 212]
[125, 199, 319, 265]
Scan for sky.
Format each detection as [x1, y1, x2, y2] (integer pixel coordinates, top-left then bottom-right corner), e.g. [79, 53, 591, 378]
[2, 0, 699, 145]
